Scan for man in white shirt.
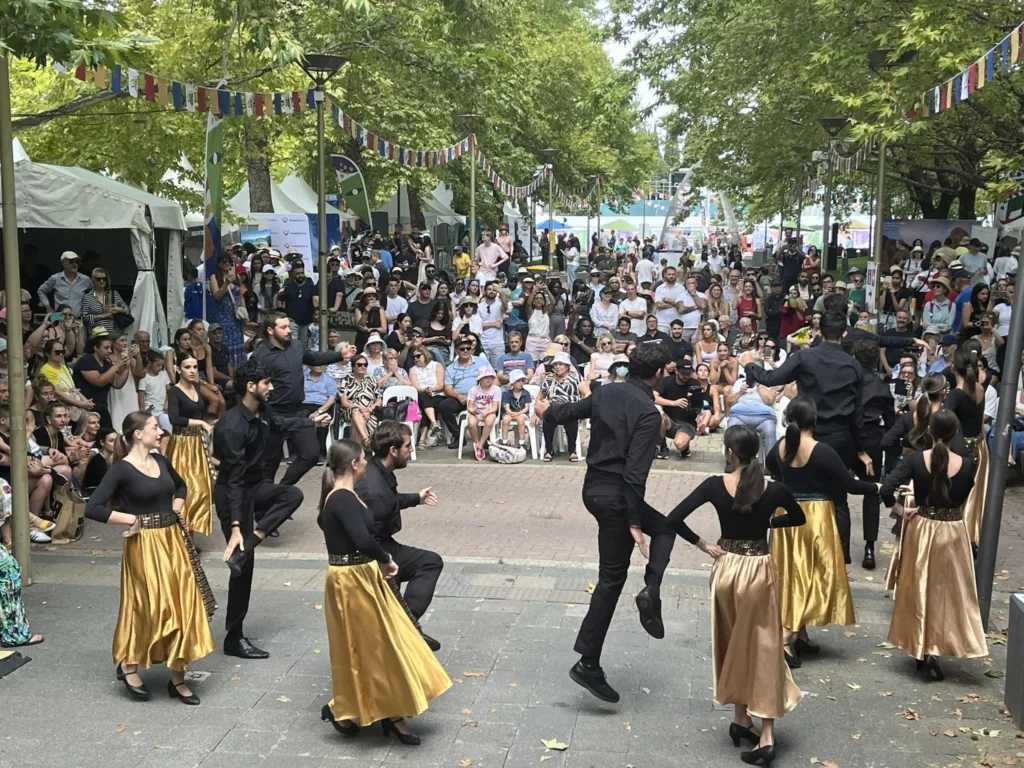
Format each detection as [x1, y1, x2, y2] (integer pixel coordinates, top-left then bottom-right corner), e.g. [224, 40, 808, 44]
[384, 275, 409, 332]
[475, 230, 509, 285]
[994, 246, 1019, 281]
[618, 280, 648, 335]
[478, 281, 507, 369]
[635, 253, 657, 287]
[706, 247, 726, 277]
[654, 266, 687, 333]
[677, 275, 707, 337]
[721, 269, 743, 322]
[960, 238, 990, 287]
[565, 242, 580, 287]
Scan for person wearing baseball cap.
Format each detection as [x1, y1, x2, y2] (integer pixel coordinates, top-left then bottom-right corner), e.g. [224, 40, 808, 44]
[38, 250, 93, 318]
[535, 341, 676, 702]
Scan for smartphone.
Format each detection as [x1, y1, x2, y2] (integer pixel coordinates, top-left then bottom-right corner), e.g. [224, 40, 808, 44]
[49, 312, 64, 322]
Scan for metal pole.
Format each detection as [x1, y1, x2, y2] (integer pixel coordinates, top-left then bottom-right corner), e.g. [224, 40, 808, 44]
[530, 195, 536, 262]
[396, 180, 402, 231]
[873, 135, 887, 270]
[642, 194, 647, 240]
[316, 87, 328, 350]
[977, 280, 1024, 627]
[596, 177, 601, 252]
[0, 55, 30, 580]
[586, 211, 591, 263]
[469, 134, 476, 264]
[795, 185, 803, 242]
[822, 152, 834, 273]
[547, 166, 555, 270]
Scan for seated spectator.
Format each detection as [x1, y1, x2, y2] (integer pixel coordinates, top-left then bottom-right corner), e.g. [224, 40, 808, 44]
[25, 409, 73, 485]
[423, 301, 453, 365]
[500, 370, 533, 447]
[467, 366, 501, 460]
[207, 323, 233, 392]
[375, 349, 412, 390]
[438, 337, 488, 448]
[568, 317, 597, 372]
[363, 333, 387, 378]
[723, 361, 778, 456]
[385, 313, 416, 368]
[28, 376, 56, 424]
[0, 406, 57, 542]
[536, 352, 582, 463]
[588, 332, 617, 383]
[607, 353, 631, 383]
[694, 362, 722, 434]
[497, 331, 535, 385]
[612, 316, 638, 355]
[655, 357, 704, 458]
[80, 428, 118, 493]
[34, 400, 71, 458]
[339, 354, 382, 445]
[410, 347, 446, 449]
[0, 478, 43, 648]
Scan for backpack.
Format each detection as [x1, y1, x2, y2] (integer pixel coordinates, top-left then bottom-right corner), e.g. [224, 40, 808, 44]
[487, 443, 527, 464]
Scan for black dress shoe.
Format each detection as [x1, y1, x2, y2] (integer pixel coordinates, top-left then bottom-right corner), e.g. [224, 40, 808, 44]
[730, 723, 760, 747]
[224, 636, 270, 659]
[225, 548, 251, 578]
[421, 632, 441, 652]
[741, 744, 776, 766]
[167, 678, 200, 705]
[635, 586, 665, 640]
[862, 542, 876, 570]
[784, 649, 802, 669]
[116, 664, 150, 700]
[321, 704, 360, 736]
[792, 637, 819, 656]
[569, 660, 620, 703]
[381, 718, 421, 745]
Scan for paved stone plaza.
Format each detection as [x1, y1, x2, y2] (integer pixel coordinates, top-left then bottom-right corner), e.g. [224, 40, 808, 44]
[3, 461, 1022, 768]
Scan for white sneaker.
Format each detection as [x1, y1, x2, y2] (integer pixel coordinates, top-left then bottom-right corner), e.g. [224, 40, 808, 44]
[30, 528, 52, 543]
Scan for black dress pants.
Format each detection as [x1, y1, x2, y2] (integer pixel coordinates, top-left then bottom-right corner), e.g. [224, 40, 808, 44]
[263, 408, 321, 485]
[854, 429, 883, 544]
[379, 537, 443, 618]
[814, 421, 854, 563]
[216, 482, 304, 642]
[436, 397, 466, 440]
[543, 418, 579, 455]
[574, 474, 676, 660]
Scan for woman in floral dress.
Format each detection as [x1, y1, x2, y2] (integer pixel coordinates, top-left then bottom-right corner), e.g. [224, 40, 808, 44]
[0, 479, 43, 648]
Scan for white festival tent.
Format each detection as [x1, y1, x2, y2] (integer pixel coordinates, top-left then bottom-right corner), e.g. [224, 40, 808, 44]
[0, 139, 186, 347]
[278, 174, 358, 222]
[378, 182, 466, 231]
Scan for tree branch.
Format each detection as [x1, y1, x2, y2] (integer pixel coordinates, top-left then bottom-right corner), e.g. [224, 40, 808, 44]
[12, 90, 121, 131]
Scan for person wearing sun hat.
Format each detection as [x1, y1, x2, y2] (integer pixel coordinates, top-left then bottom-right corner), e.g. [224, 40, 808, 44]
[466, 365, 501, 460]
[923, 276, 955, 333]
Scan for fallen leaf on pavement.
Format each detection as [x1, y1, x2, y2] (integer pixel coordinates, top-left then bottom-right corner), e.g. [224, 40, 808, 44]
[987, 633, 1008, 645]
[541, 758, 552, 763]
[851, 733, 861, 740]
[624, 722, 631, 730]
[847, 683, 861, 691]
[509, 683, 517, 687]
[114, 724, 126, 733]
[986, 670, 1006, 679]
[463, 672, 486, 677]
[877, 642, 896, 649]
[459, 760, 472, 767]
[464, 721, 478, 728]
[878, 691, 893, 697]
[454, 678, 463, 683]
[541, 738, 569, 751]
[277, 696, 291, 703]
[953, 708, 963, 719]
[959, 727, 973, 733]
[931, 695, 942, 702]
[844, 631, 857, 637]
[314, 604, 323, 610]
[282, 581, 292, 587]
[587, 583, 595, 594]
[944, 729, 957, 738]
[313, 649, 321, 654]
[873, 650, 892, 658]
[642, 687, 651, 695]
[461, 708, 472, 715]
[902, 708, 920, 721]
[231, 675, 240, 681]
[929, 730, 938, 736]
[958, 693, 982, 703]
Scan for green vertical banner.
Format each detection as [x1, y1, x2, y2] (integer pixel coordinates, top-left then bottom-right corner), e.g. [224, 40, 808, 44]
[201, 108, 225, 275]
[331, 154, 372, 228]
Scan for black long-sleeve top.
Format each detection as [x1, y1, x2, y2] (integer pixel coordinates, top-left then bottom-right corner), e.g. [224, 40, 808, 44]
[212, 402, 270, 527]
[665, 476, 806, 545]
[85, 455, 187, 524]
[765, 441, 878, 507]
[881, 410, 968, 457]
[545, 377, 661, 528]
[880, 450, 974, 507]
[318, 488, 391, 564]
[860, 364, 896, 436]
[251, 339, 344, 411]
[944, 388, 984, 438]
[746, 341, 866, 450]
[167, 385, 207, 428]
[354, 456, 420, 539]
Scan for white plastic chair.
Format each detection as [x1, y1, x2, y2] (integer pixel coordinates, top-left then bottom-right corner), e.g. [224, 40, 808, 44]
[457, 410, 500, 459]
[382, 385, 419, 461]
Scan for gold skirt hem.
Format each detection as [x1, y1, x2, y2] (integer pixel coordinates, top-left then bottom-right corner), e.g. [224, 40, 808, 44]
[772, 499, 856, 628]
[963, 439, 989, 544]
[113, 526, 215, 671]
[326, 562, 451, 725]
[711, 553, 802, 720]
[166, 432, 213, 535]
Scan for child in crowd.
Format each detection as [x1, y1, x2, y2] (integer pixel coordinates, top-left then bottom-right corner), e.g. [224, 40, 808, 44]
[467, 366, 501, 461]
[137, 351, 171, 432]
[500, 369, 533, 448]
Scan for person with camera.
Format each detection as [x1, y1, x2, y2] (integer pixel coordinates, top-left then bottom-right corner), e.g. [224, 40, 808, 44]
[655, 355, 705, 459]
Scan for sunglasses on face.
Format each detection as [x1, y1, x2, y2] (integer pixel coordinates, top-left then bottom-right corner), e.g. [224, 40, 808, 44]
[354, 362, 368, 368]
[52, 349, 65, 355]
[457, 346, 472, 352]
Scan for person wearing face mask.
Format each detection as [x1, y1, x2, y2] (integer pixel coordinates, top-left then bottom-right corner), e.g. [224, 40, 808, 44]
[608, 354, 631, 384]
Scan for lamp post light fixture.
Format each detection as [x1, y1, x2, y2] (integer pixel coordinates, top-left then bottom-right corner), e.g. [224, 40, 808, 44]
[816, 117, 849, 273]
[300, 53, 347, 350]
[539, 149, 561, 270]
[456, 114, 485, 262]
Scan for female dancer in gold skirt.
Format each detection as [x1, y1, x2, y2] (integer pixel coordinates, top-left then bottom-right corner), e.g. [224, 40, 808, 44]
[666, 425, 805, 766]
[765, 398, 880, 667]
[945, 348, 987, 549]
[317, 438, 451, 745]
[165, 355, 214, 535]
[85, 412, 216, 704]
[881, 409, 987, 680]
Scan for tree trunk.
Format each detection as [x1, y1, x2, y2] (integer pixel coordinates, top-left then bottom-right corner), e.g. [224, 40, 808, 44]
[406, 185, 427, 231]
[957, 187, 977, 220]
[244, 121, 273, 212]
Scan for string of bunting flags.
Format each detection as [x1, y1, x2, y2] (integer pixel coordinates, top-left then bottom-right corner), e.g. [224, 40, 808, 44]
[53, 59, 599, 208]
[911, 22, 1024, 117]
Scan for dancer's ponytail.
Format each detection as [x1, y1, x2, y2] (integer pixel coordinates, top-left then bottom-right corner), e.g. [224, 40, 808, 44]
[782, 398, 816, 465]
[724, 425, 764, 514]
[927, 410, 958, 506]
[908, 373, 946, 451]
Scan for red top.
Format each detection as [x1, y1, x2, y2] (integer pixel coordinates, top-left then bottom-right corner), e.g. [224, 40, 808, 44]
[737, 295, 758, 331]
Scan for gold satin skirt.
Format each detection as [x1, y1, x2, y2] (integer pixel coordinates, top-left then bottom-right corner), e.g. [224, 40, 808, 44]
[772, 499, 856, 629]
[963, 438, 988, 544]
[887, 515, 987, 660]
[112, 526, 215, 671]
[711, 553, 802, 720]
[166, 430, 213, 535]
[325, 562, 451, 725]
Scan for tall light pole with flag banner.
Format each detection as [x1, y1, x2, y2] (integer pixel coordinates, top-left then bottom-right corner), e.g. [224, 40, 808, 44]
[200, 88, 226, 328]
[540, 149, 560, 269]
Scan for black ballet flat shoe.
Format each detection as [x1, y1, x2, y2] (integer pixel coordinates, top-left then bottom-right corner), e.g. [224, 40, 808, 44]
[421, 632, 442, 652]
[223, 636, 270, 660]
[915, 658, 925, 671]
[116, 664, 150, 701]
[321, 704, 360, 736]
[923, 655, 945, 681]
[730, 723, 761, 747]
[793, 637, 820, 656]
[635, 586, 665, 640]
[862, 542, 876, 570]
[569, 660, 620, 703]
[741, 744, 776, 766]
[381, 718, 421, 746]
[784, 649, 802, 669]
[167, 678, 200, 705]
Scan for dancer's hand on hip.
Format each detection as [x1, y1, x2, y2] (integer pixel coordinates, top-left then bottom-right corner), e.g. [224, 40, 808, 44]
[630, 526, 649, 559]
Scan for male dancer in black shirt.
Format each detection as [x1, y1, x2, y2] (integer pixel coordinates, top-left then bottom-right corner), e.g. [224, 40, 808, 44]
[536, 343, 675, 703]
[215, 360, 304, 659]
[745, 309, 871, 562]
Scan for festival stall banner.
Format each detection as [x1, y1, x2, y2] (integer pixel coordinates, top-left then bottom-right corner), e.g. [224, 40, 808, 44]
[331, 155, 372, 227]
